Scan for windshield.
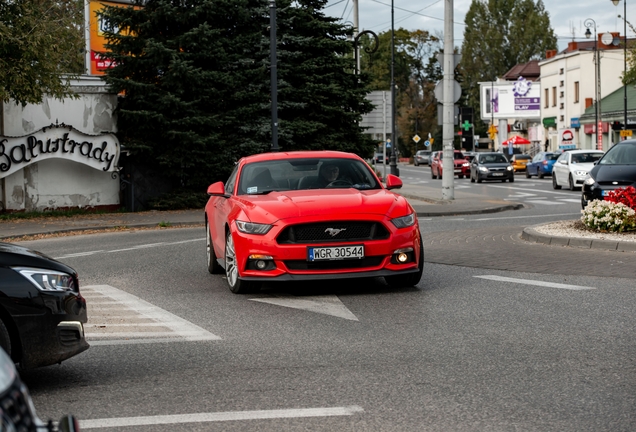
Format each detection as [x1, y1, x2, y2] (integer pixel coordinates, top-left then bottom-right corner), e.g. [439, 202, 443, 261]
[237, 158, 381, 195]
[479, 154, 508, 164]
[571, 152, 603, 163]
[598, 144, 636, 165]
[546, 153, 559, 161]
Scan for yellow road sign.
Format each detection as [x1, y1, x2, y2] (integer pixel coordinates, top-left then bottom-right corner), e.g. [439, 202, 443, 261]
[413, 134, 421, 143]
[620, 129, 632, 137]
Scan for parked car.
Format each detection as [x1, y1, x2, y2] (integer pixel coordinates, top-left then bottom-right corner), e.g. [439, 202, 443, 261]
[510, 154, 532, 172]
[430, 150, 470, 179]
[414, 150, 432, 166]
[553, 149, 604, 191]
[470, 152, 515, 183]
[372, 153, 384, 165]
[526, 152, 559, 178]
[0, 347, 79, 431]
[582, 139, 636, 208]
[205, 151, 424, 293]
[0, 242, 89, 369]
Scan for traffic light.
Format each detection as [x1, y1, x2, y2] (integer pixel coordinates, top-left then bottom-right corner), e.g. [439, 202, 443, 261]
[459, 107, 473, 148]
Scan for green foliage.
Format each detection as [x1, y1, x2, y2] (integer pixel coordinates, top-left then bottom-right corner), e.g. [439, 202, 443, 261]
[459, 0, 557, 135]
[0, 208, 124, 221]
[581, 200, 636, 232]
[0, 0, 84, 105]
[101, 0, 376, 190]
[146, 190, 208, 210]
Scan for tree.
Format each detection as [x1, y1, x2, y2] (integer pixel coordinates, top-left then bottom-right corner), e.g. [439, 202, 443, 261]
[0, 0, 84, 106]
[459, 0, 557, 135]
[101, 0, 375, 189]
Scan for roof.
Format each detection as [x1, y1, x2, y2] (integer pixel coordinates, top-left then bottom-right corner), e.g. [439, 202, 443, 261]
[502, 60, 540, 81]
[579, 85, 636, 123]
[239, 151, 362, 163]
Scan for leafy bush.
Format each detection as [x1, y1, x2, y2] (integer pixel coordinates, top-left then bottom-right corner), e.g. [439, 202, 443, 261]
[581, 199, 636, 232]
[146, 191, 208, 211]
[604, 186, 636, 210]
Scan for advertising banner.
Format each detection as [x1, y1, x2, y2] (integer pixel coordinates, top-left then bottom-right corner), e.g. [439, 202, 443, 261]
[480, 77, 541, 120]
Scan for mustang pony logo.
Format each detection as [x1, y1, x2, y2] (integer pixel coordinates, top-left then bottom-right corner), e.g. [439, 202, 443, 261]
[325, 228, 346, 237]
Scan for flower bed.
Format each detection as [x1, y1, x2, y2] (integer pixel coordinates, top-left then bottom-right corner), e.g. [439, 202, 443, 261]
[581, 186, 636, 233]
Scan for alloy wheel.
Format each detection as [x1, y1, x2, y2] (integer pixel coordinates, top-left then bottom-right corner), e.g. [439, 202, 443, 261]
[225, 233, 239, 288]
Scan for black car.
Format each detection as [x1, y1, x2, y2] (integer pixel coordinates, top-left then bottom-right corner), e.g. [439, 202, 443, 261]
[582, 139, 636, 208]
[0, 242, 89, 369]
[470, 152, 515, 183]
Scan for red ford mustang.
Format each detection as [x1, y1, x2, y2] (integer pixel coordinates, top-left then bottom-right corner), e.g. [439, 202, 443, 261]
[205, 151, 423, 293]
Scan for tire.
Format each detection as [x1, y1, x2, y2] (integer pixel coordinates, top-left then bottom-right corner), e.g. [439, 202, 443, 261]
[206, 222, 223, 274]
[0, 320, 11, 359]
[431, 169, 436, 180]
[552, 174, 561, 190]
[525, 169, 531, 178]
[225, 232, 260, 294]
[414, 162, 419, 166]
[538, 171, 544, 179]
[458, 175, 464, 179]
[568, 174, 576, 191]
[384, 238, 424, 288]
[477, 176, 483, 183]
[509, 177, 515, 183]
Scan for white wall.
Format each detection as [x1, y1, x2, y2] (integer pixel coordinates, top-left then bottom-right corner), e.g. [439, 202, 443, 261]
[1, 76, 120, 211]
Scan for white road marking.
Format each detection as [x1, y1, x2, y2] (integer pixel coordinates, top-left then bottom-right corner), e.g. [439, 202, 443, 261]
[474, 275, 595, 290]
[250, 295, 359, 321]
[80, 406, 365, 429]
[470, 212, 580, 221]
[558, 198, 583, 203]
[84, 285, 221, 345]
[524, 200, 565, 205]
[54, 238, 204, 259]
[488, 184, 575, 196]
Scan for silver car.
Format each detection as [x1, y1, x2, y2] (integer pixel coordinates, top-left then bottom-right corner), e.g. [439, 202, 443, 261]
[414, 150, 432, 166]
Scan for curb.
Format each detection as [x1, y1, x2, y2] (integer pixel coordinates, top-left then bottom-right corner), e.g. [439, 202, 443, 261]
[521, 224, 636, 252]
[0, 221, 204, 241]
[414, 203, 525, 217]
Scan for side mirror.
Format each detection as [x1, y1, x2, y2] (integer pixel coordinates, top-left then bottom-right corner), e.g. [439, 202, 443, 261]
[207, 181, 227, 196]
[385, 174, 403, 190]
[58, 415, 80, 432]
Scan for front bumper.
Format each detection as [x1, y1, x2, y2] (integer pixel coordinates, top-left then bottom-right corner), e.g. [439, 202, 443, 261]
[477, 171, 514, 181]
[230, 215, 421, 282]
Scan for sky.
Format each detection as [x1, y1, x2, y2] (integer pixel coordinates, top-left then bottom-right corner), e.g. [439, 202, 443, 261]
[323, 0, 636, 52]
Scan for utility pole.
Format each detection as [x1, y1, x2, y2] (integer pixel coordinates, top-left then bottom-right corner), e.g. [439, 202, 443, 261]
[269, 0, 279, 151]
[442, 0, 454, 200]
[389, 0, 399, 176]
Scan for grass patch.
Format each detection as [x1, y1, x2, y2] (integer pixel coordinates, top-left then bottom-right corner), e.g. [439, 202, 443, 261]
[0, 208, 125, 221]
[158, 221, 172, 228]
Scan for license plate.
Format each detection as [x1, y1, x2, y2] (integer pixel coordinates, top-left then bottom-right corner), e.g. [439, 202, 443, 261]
[492, 172, 504, 176]
[602, 190, 610, 196]
[308, 245, 364, 261]
[454, 169, 461, 172]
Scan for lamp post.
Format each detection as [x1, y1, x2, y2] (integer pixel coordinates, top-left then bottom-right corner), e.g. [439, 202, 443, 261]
[585, 19, 602, 150]
[269, 0, 279, 151]
[612, 0, 628, 133]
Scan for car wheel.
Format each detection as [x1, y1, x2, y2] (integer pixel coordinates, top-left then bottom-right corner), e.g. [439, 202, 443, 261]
[225, 232, 260, 294]
[206, 221, 223, 274]
[384, 238, 424, 288]
[525, 169, 531, 178]
[458, 175, 464, 179]
[568, 174, 576, 191]
[431, 169, 436, 179]
[0, 320, 11, 358]
[538, 171, 544, 179]
[414, 162, 419, 166]
[552, 174, 561, 190]
[509, 176, 515, 183]
[477, 176, 483, 183]
[581, 193, 588, 209]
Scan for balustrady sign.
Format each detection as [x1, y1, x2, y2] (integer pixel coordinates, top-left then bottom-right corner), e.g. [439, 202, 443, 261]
[479, 77, 541, 120]
[0, 124, 120, 178]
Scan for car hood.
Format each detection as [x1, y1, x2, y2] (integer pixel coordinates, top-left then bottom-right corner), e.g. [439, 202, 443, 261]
[591, 165, 636, 184]
[0, 242, 74, 273]
[236, 189, 410, 223]
[568, 162, 595, 172]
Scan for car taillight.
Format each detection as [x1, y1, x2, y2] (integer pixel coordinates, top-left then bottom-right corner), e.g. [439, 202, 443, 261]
[542, 160, 548, 165]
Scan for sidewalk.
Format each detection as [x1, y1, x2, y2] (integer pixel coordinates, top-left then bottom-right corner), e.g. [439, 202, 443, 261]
[0, 182, 519, 241]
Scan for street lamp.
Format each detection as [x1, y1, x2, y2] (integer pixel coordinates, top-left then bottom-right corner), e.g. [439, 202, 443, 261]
[612, 0, 628, 132]
[585, 18, 602, 150]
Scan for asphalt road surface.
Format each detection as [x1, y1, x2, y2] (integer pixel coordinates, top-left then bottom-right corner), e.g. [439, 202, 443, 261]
[16, 212, 636, 431]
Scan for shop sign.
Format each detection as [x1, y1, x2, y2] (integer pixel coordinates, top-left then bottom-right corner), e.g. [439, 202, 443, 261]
[558, 128, 577, 149]
[0, 124, 119, 179]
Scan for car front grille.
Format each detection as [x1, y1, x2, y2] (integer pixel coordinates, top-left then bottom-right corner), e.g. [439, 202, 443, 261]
[277, 222, 389, 244]
[598, 180, 634, 186]
[488, 167, 508, 172]
[0, 381, 36, 432]
[284, 256, 384, 270]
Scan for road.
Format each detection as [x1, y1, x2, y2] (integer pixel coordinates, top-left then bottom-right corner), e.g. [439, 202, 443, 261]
[16, 173, 636, 431]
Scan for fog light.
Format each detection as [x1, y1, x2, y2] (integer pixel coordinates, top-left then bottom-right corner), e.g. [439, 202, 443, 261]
[256, 260, 267, 269]
[397, 253, 409, 263]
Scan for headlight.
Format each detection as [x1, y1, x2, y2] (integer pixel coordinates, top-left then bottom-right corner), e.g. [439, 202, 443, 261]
[583, 175, 595, 186]
[574, 170, 587, 176]
[235, 220, 273, 235]
[506, 166, 513, 171]
[391, 213, 415, 228]
[479, 166, 489, 172]
[462, 162, 469, 167]
[12, 267, 76, 292]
